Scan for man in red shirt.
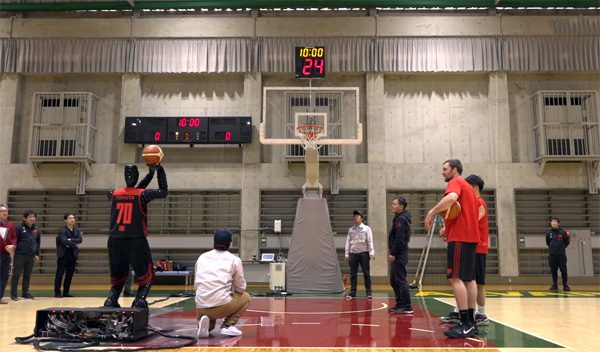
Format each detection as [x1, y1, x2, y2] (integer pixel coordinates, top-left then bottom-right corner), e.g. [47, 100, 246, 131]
[439, 175, 490, 326]
[0, 204, 17, 304]
[425, 159, 479, 338]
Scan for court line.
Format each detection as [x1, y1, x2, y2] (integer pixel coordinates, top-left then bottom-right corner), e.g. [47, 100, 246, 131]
[352, 323, 380, 327]
[409, 327, 435, 333]
[247, 302, 388, 315]
[433, 297, 569, 349]
[292, 322, 321, 325]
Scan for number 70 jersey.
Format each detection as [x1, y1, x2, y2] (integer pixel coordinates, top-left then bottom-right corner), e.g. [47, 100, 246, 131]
[109, 188, 147, 238]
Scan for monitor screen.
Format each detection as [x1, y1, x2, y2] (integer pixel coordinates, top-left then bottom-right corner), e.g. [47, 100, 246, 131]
[260, 253, 275, 262]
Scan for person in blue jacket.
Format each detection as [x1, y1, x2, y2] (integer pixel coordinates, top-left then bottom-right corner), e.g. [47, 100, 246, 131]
[546, 217, 570, 291]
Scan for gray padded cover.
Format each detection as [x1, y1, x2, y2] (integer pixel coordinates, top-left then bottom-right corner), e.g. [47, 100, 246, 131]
[286, 198, 344, 293]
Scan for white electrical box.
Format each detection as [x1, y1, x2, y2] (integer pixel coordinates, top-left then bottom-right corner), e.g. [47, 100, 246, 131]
[274, 220, 282, 233]
[269, 262, 286, 291]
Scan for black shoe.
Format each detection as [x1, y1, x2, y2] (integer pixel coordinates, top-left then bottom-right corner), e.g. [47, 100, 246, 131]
[388, 304, 401, 312]
[393, 306, 414, 314]
[475, 313, 490, 326]
[444, 322, 477, 338]
[563, 285, 571, 291]
[440, 311, 460, 323]
[131, 283, 151, 309]
[63, 293, 74, 297]
[104, 285, 123, 308]
[11, 295, 18, 301]
[549, 285, 558, 291]
[54, 293, 63, 298]
[22, 293, 34, 299]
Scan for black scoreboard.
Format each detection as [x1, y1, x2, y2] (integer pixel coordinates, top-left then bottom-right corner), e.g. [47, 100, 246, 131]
[124, 116, 252, 145]
[295, 46, 326, 78]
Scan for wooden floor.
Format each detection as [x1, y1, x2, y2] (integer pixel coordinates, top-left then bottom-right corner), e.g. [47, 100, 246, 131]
[1, 284, 598, 352]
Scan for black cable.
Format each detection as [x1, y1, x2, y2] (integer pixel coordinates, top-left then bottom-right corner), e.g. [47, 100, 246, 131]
[16, 323, 196, 352]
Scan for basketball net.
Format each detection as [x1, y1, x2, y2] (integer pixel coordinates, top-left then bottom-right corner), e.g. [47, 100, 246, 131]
[297, 125, 323, 150]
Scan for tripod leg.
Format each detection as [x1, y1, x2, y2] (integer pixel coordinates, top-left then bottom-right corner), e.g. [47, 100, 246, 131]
[409, 240, 428, 289]
[418, 220, 437, 289]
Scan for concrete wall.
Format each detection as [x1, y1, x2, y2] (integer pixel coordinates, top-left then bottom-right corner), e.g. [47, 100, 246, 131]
[0, 14, 598, 279]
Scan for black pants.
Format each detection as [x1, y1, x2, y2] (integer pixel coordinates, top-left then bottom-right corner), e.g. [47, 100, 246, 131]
[348, 251, 372, 295]
[0, 253, 11, 299]
[390, 250, 411, 309]
[107, 237, 154, 288]
[549, 254, 568, 286]
[54, 251, 77, 295]
[11, 254, 35, 297]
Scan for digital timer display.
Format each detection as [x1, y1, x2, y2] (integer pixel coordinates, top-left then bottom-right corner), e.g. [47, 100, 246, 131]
[295, 46, 326, 78]
[124, 116, 252, 145]
[167, 117, 208, 143]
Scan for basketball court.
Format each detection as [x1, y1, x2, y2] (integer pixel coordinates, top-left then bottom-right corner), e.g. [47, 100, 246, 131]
[1, 284, 599, 351]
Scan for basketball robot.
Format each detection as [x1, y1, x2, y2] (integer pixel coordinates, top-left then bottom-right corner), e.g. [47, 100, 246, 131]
[104, 145, 168, 309]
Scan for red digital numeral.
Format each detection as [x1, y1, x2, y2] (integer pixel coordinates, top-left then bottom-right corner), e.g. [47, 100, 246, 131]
[302, 58, 313, 75]
[225, 131, 232, 141]
[190, 118, 200, 127]
[154, 131, 161, 141]
[116, 203, 133, 225]
[314, 59, 324, 74]
[179, 119, 187, 127]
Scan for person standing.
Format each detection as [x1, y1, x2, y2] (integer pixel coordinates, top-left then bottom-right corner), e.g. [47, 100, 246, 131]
[546, 217, 570, 291]
[344, 210, 374, 299]
[425, 159, 479, 338]
[104, 164, 168, 309]
[440, 175, 490, 326]
[11, 210, 41, 301]
[195, 229, 251, 338]
[54, 213, 82, 298]
[388, 196, 413, 314]
[0, 204, 17, 304]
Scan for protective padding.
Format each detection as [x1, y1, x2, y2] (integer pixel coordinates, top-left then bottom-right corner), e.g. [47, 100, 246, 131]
[286, 198, 344, 293]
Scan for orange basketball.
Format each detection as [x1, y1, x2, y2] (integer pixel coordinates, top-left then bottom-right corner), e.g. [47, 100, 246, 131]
[440, 201, 461, 220]
[142, 145, 164, 165]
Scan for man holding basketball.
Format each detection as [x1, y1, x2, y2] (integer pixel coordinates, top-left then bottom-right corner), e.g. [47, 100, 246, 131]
[104, 152, 168, 309]
[424, 159, 479, 338]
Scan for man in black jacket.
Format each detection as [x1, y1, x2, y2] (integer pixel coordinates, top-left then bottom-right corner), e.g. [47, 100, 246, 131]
[11, 210, 40, 300]
[546, 217, 570, 291]
[54, 213, 82, 298]
[388, 196, 412, 314]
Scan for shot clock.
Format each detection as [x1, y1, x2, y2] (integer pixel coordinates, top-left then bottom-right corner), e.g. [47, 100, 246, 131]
[295, 46, 326, 78]
[124, 116, 251, 144]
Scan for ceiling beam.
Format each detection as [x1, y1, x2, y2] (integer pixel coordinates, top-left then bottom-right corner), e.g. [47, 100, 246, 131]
[0, 0, 598, 12]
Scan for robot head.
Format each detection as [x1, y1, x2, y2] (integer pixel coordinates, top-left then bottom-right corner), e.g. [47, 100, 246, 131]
[124, 164, 139, 188]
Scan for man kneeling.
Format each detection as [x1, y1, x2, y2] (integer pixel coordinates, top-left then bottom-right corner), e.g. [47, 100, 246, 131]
[195, 228, 251, 338]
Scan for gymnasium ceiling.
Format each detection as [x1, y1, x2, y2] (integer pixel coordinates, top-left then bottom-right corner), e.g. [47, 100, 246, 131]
[0, 0, 599, 12]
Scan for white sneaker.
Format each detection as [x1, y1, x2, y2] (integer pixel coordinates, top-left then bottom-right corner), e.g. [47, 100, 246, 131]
[220, 325, 243, 336]
[197, 315, 209, 338]
[209, 318, 224, 336]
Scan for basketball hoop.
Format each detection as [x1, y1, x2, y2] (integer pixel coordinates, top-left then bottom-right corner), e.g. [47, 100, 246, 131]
[297, 124, 324, 150]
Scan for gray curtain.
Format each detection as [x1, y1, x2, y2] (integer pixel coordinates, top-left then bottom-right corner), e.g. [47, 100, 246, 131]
[129, 38, 254, 73]
[15, 38, 129, 73]
[0, 39, 16, 72]
[502, 36, 600, 72]
[1, 36, 598, 73]
[377, 37, 501, 72]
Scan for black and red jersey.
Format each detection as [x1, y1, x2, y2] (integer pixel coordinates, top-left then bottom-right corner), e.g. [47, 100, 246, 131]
[110, 188, 147, 239]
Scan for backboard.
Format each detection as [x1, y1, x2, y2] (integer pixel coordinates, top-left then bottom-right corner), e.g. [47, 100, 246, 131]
[260, 87, 362, 148]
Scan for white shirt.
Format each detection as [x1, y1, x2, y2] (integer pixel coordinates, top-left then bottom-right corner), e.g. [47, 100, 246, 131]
[345, 223, 374, 257]
[194, 249, 247, 308]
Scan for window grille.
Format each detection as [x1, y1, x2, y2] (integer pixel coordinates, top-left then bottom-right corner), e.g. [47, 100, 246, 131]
[532, 91, 600, 192]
